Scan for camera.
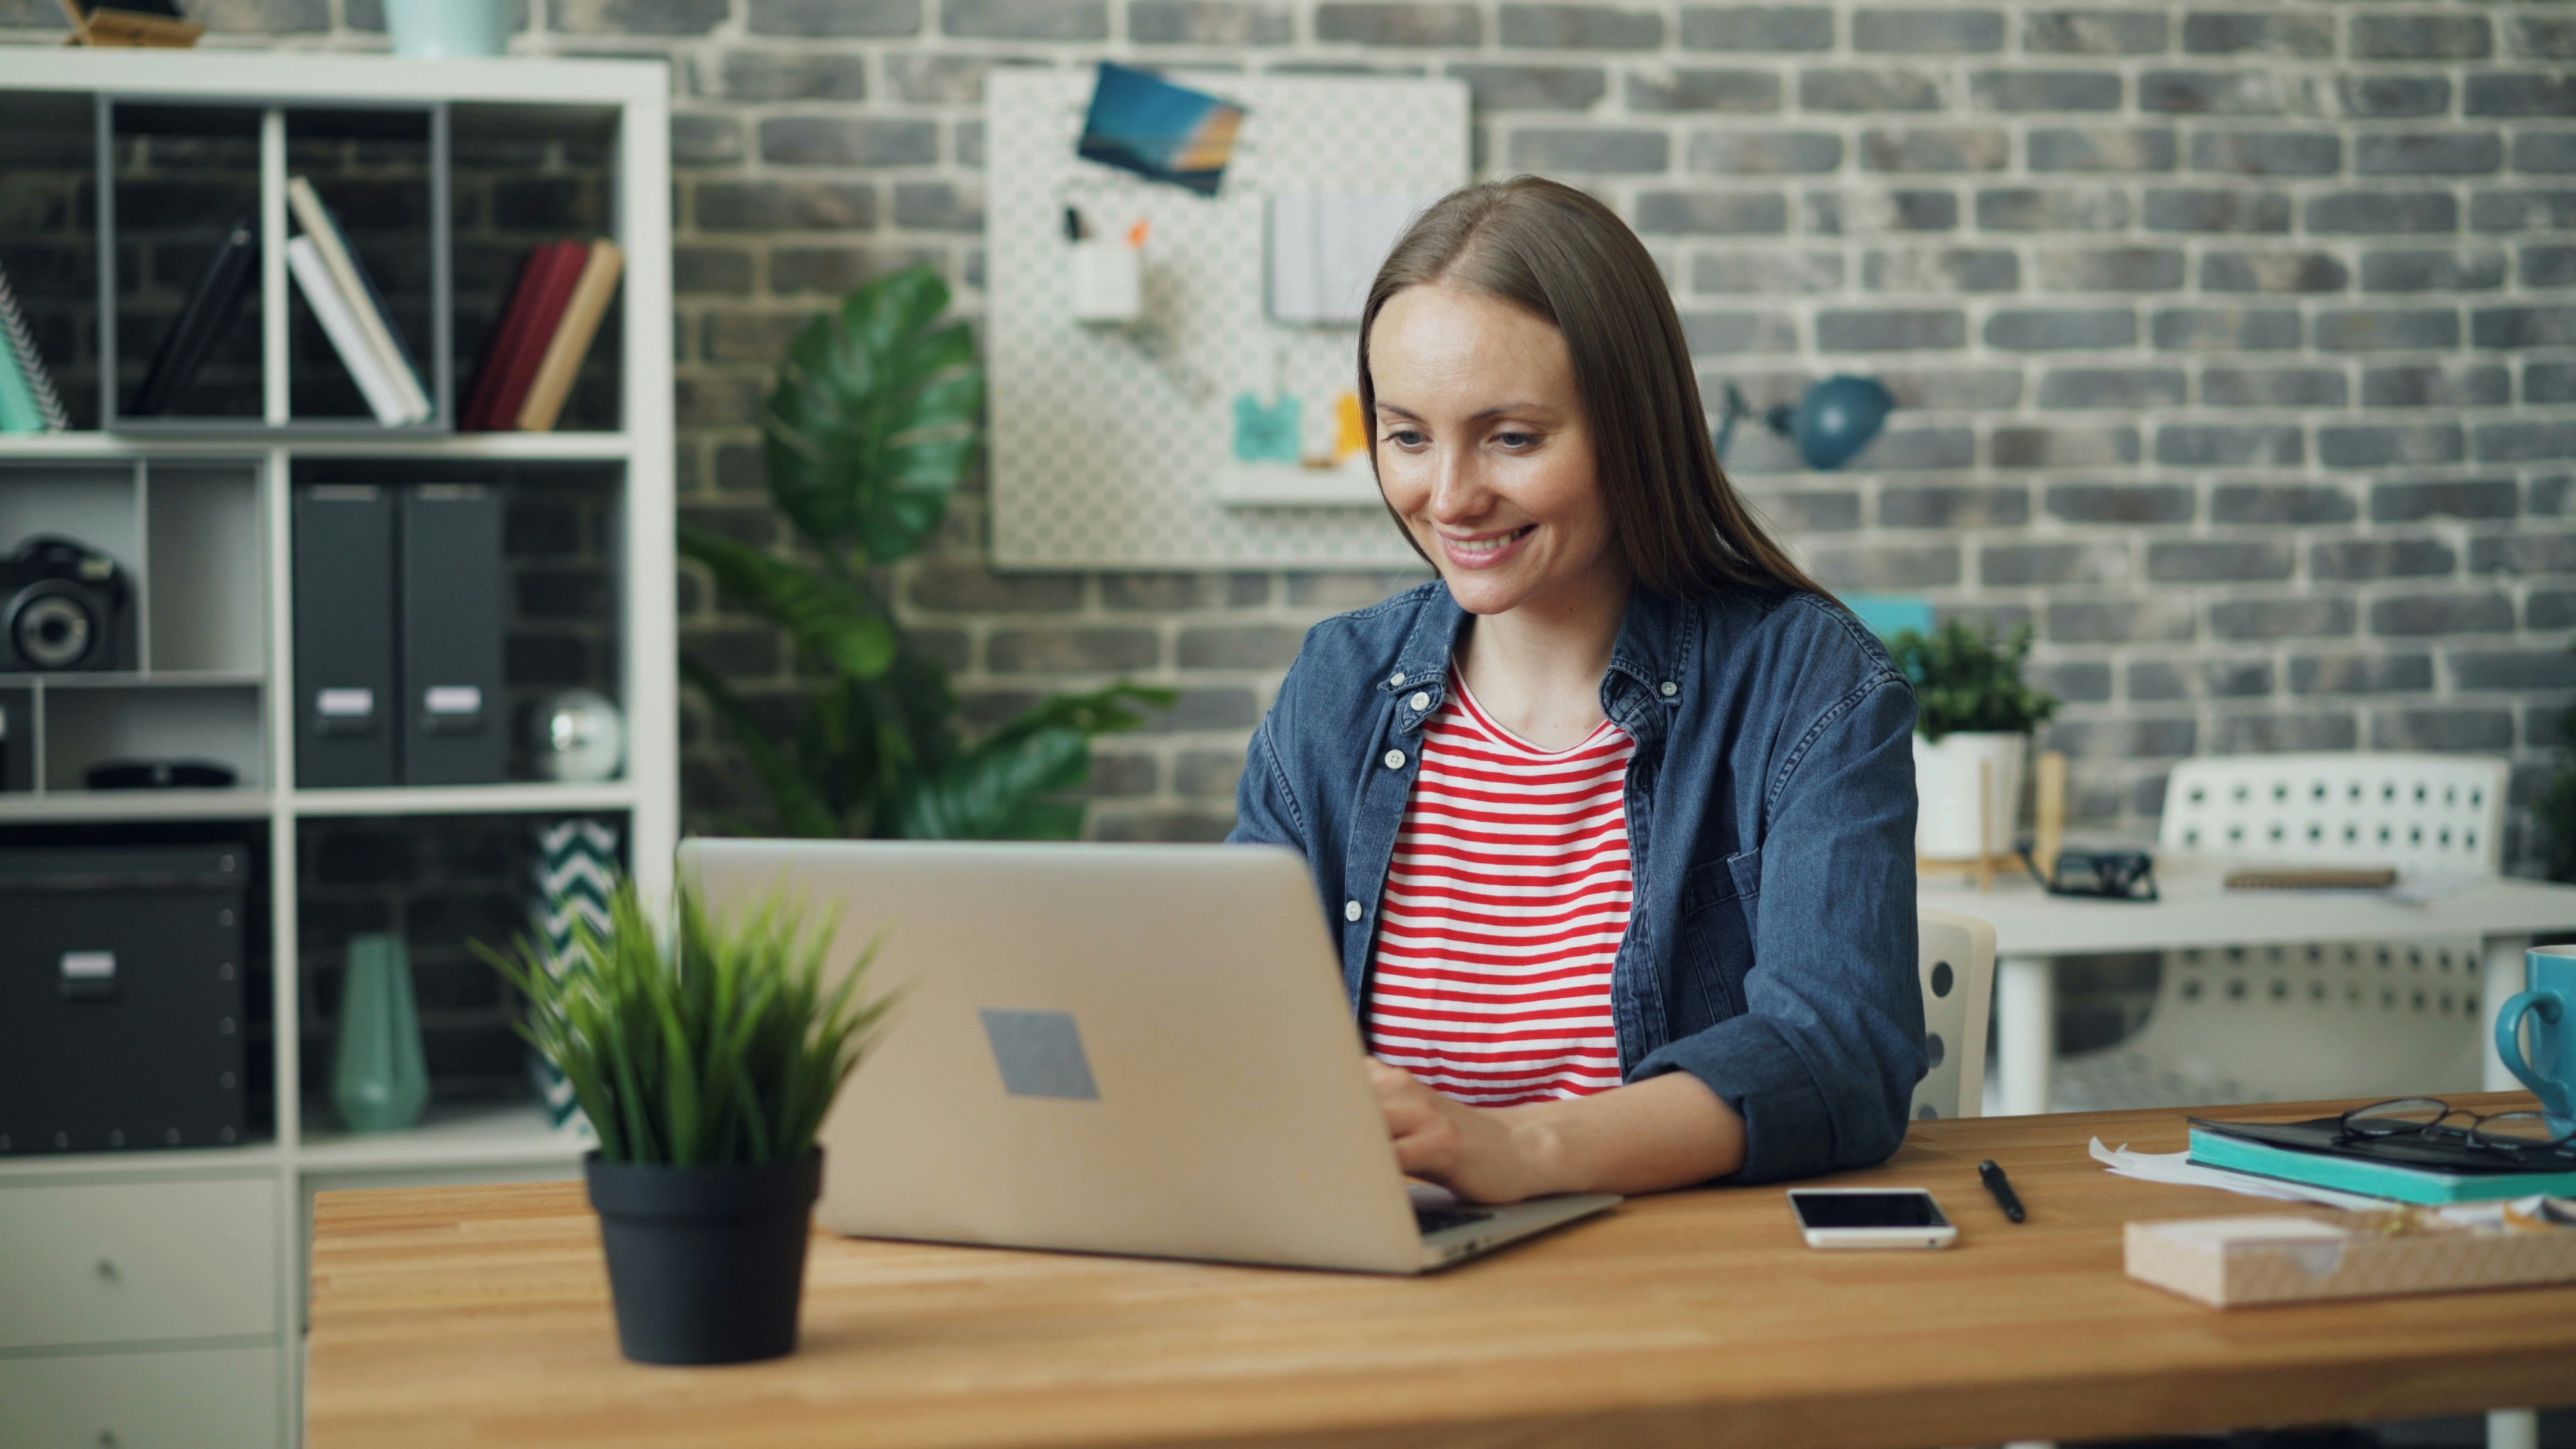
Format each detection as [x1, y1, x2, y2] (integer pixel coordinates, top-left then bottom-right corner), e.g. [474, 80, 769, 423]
[1, 535, 134, 673]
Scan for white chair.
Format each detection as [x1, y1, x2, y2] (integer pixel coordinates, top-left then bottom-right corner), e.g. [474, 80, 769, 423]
[1913, 908, 1996, 1122]
[2053, 753, 2508, 1112]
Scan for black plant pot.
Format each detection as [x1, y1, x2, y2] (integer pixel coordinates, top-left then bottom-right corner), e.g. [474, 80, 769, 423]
[584, 1150, 824, 1365]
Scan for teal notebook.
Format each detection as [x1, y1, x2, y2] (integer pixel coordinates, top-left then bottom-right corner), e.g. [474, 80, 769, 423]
[0, 333, 38, 434]
[2188, 1128, 2576, 1205]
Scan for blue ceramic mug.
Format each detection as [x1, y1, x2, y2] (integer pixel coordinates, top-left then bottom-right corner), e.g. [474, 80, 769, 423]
[385, 0, 512, 58]
[2496, 947, 2576, 1134]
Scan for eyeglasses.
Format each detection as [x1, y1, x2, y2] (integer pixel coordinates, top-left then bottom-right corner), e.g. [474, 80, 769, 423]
[2019, 845, 2159, 902]
[2336, 1097, 2576, 1161]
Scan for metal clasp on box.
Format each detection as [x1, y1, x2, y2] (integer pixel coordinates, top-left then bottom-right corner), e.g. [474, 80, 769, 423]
[60, 951, 115, 1002]
[421, 684, 485, 736]
[315, 686, 378, 737]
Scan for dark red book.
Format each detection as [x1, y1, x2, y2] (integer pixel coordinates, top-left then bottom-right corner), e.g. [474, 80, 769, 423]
[463, 241, 585, 431]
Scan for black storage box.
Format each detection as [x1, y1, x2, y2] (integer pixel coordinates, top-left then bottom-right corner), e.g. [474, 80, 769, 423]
[0, 846, 250, 1153]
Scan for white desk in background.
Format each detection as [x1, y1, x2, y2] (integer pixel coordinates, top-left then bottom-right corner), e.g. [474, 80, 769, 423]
[1917, 856, 2576, 1116]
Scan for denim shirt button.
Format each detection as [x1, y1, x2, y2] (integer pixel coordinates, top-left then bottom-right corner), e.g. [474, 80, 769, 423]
[1409, 692, 1431, 711]
[1344, 899, 1363, 922]
[1383, 749, 1406, 770]
[1660, 680, 1679, 698]
[1388, 672, 1406, 687]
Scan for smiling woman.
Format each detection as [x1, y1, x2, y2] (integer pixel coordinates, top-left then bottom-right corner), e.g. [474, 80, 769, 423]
[1228, 176, 1927, 1204]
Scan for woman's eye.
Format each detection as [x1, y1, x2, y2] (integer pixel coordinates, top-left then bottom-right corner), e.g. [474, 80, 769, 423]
[1495, 430, 1538, 449]
[1385, 429, 1428, 448]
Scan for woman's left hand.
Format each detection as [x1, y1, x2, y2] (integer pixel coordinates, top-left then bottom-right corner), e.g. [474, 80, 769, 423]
[1367, 1059, 1560, 1204]
[1367, 1057, 1750, 1204]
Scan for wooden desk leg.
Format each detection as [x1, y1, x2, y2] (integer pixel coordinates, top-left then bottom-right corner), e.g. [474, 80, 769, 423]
[2479, 937, 2529, 1093]
[1997, 954, 2054, 1116]
[2488, 1409, 2538, 1449]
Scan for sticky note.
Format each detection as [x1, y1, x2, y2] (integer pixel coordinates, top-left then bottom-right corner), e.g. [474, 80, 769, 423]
[1233, 392, 1301, 463]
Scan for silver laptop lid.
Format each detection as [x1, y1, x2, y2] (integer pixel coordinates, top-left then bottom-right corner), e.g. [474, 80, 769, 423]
[680, 839, 1429, 1273]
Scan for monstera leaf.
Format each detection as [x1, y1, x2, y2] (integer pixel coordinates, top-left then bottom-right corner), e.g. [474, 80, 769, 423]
[762, 265, 984, 564]
[676, 519, 897, 682]
[896, 685, 1177, 841]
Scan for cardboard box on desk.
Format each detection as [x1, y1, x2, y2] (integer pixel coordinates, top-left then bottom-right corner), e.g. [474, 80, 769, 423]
[2127, 1211, 2576, 1308]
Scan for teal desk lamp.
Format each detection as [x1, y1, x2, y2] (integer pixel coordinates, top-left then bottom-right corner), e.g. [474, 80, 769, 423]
[1715, 376, 1896, 471]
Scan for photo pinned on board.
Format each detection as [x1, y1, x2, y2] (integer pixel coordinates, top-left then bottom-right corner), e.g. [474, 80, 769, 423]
[1075, 62, 1246, 197]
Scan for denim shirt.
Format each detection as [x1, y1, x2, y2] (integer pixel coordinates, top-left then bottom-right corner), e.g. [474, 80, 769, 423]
[1227, 580, 1924, 1184]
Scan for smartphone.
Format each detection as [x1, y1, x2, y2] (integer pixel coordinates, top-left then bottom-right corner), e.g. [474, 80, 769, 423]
[1786, 1188, 1957, 1249]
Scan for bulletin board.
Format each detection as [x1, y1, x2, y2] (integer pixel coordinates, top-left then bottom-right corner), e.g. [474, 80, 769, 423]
[985, 69, 1469, 570]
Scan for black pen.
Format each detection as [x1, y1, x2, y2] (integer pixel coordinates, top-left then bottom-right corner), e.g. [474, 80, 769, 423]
[1978, 1159, 2025, 1223]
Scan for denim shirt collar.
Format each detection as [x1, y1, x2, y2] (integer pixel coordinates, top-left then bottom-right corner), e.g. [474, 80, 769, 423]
[1376, 583, 1696, 739]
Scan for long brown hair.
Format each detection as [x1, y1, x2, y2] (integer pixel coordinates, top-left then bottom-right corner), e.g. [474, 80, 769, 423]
[1358, 176, 1828, 601]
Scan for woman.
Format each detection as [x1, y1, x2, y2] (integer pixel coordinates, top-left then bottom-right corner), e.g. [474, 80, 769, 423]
[1228, 177, 1923, 1203]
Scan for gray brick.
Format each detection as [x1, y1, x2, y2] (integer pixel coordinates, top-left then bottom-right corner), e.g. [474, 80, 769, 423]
[1090, 810, 1236, 843]
[1500, 3, 1661, 46]
[2047, 717, 2199, 760]
[2289, 655, 2434, 696]
[1808, 544, 1962, 589]
[1680, 4, 1832, 50]
[2472, 535, 2576, 576]
[2477, 423, 2576, 463]
[2209, 713, 2361, 755]
[769, 244, 943, 294]
[2143, 187, 2291, 233]
[2191, 131, 2341, 178]
[2037, 663, 2116, 704]
[2475, 189, 2576, 232]
[2317, 423, 2467, 468]
[1993, 425, 2143, 467]
[2046, 483, 2194, 522]
[2369, 590, 2511, 632]
[1075, 749, 1158, 798]
[1175, 749, 1247, 799]
[2340, 75, 2451, 119]
[1880, 485, 2029, 528]
[2318, 536, 2452, 575]
[2037, 245, 2186, 291]
[1132, 0, 1291, 42]
[1801, 68, 1941, 112]
[2150, 541, 2292, 583]
[2205, 659, 2277, 698]
[2182, 12, 2332, 58]
[2308, 191, 2459, 235]
[2024, 9, 2167, 54]
[2201, 250, 2348, 294]
[1860, 246, 2018, 292]
[2358, 134, 2505, 178]
[759, 116, 939, 167]
[2140, 69, 2307, 115]
[2468, 74, 2576, 117]
[2510, 14, 2576, 58]
[1981, 541, 2133, 586]
[1822, 190, 1961, 233]
[695, 179, 878, 231]
[550, 0, 724, 30]
[2127, 660, 2187, 702]
[1099, 574, 1263, 610]
[1984, 306, 2136, 349]
[1509, 128, 1670, 173]
[2212, 483, 2355, 524]
[2202, 366, 2349, 408]
[2314, 308, 2461, 352]
[893, 180, 983, 231]
[910, 566, 1083, 612]
[1636, 191, 1790, 234]
[1688, 129, 1841, 173]
[2360, 249, 2507, 292]
[2472, 305, 2576, 348]
[1283, 571, 1435, 608]
[2530, 589, 2576, 628]
[2037, 367, 2188, 409]
[2210, 598, 2355, 641]
[1972, 70, 2121, 113]
[1815, 307, 1966, 351]
[2351, 14, 2491, 62]
[2360, 363, 2512, 409]
[2057, 597, 2201, 642]
[2532, 363, 2576, 405]
[1880, 366, 2025, 409]
[1177, 625, 1304, 669]
[704, 311, 812, 364]
[750, 0, 922, 32]
[1979, 185, 2133, 231]
[2516, 136, 2576, 174]
[1313, 1, 1476, 43]
[2532, 474, 2576, 517]
[672, 113, 745, 168]
[1679, 310, 1800, 352]
[2453, 650, 2576, 692]
[942, 0, 1106, 35]
[2527, 244, 2576, 286]
[674, 245, 754, 296]
[2371, 479, 2520, 523]
[885, 56, 1002, 103]
[1853, 7, 2002, 53]
[1452, 64, 1609, 111]
[718, 50, 871, 100]
[2029, 126, 2176, 172]
[2155, 423, 2302, 466]
[191, 0, 329, 29]
[1693, 252, 1844, 292]
[1745, 489, 1862, 531]
[1627, 68, 1782, 113]
[987, 627, 1159, 674]
[2371, 708, 2514, 752]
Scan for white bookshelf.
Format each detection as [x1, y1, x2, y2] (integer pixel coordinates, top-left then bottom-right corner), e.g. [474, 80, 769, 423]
[0, 50, 675, 1449]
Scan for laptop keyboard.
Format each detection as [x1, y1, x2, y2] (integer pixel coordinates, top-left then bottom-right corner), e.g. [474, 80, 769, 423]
[1414, 1204, 1497, 1237]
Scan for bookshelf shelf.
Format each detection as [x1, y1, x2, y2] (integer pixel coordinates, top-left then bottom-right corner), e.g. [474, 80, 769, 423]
[0, 431, 634, 460]
[0, 788, 273, 822]
[296, 1102, 584, 1173]
[290, 780, 641, 818]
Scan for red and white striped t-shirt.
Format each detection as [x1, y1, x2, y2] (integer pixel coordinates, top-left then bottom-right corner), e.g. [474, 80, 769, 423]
[1362, 676, 1635, 1107]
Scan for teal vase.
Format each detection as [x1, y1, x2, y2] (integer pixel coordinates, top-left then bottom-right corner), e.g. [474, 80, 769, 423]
[333, 933, 430, 1133]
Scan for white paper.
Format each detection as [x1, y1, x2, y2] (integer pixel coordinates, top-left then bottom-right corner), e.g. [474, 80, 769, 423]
[288, 236, 408, 425]
[2089, 1136, 2389, 1211]
[1266, 192, 1320, 323]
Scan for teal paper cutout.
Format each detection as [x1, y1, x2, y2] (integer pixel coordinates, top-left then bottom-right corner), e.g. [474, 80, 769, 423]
[1232, 391, 1301, 464]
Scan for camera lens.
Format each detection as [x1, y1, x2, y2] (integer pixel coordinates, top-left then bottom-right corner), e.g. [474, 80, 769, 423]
[13, 591, 96, 669]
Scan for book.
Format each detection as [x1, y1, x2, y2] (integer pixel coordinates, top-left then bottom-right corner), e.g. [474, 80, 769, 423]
[286, 176, 429, 424]
[480, 241, 587, 431]
[287, 235, 409, 425]
[0, 263, 68, 430]
[2189, 1126, 2576, 1205]
[514, 238, 622, 431]
[2127, 1207, 2576, 1308]
[462, 241, 581, 431]
[128, 209, 258, 417]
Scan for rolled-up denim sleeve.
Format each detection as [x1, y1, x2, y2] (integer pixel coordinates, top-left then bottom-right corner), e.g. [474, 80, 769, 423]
[1631, 676, 1925, 1183]
[1226, 716, 1307, 852]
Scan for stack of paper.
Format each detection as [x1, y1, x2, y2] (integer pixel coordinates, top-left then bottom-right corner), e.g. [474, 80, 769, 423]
[1269, 193, 1430, 325]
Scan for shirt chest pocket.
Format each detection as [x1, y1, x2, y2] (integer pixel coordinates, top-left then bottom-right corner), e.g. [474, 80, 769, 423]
[1677, 847, 1761, 1024]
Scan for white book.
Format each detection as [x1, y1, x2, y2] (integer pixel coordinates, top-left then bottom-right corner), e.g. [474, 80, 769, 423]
[288, 235, 407, 425]
[287, 176, 430, 423]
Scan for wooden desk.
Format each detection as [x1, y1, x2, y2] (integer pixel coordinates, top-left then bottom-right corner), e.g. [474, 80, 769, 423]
[306, 1095, 2576, 1449]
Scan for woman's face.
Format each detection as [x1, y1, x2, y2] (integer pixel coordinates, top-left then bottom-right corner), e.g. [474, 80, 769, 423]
[1368, 284, 1625, 619]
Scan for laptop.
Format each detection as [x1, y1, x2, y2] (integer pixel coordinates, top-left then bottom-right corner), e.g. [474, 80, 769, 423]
[679, 838, 1620, 1274]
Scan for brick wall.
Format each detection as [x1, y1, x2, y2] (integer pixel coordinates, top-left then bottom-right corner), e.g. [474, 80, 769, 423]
[9, 0, 2573, 865]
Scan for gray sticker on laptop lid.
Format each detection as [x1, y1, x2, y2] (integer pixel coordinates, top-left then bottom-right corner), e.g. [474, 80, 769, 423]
[979, 1009, 1101, 1100]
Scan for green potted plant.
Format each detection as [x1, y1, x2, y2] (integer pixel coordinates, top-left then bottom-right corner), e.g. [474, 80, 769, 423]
[1887, 619, 2059, 861]
[480, 881, 893, 1365]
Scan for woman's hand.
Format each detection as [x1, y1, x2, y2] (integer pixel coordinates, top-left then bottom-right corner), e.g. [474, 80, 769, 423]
[1368, 1059, 1750, 1204]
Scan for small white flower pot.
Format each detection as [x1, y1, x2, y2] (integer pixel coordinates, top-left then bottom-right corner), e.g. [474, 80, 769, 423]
[1914, 731, 2027, 861]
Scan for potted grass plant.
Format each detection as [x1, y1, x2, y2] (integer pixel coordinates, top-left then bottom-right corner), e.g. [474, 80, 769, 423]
[480, 881, 893, 1365]
[1888, 619, 2059, 863]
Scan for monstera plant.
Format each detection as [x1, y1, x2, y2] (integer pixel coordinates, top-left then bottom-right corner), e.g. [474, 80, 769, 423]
[679, 265, 1168, 839]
